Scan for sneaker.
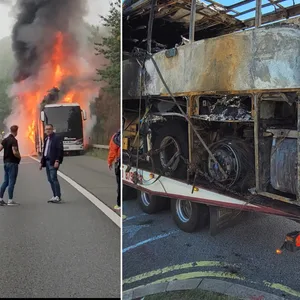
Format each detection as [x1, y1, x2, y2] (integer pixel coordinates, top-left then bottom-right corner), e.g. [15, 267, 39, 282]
[53, 196, 61, 202]
[7, 200, 19, 206]
[49, 196, 56, 201]
[114, 205, 121, 211]
[0, 200, 7, 206]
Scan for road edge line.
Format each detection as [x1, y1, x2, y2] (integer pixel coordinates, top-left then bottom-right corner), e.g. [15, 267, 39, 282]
[29, 156, 120, 228]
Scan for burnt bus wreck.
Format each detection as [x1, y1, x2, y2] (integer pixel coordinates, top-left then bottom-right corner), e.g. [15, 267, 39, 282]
[123, 0, 300, 251]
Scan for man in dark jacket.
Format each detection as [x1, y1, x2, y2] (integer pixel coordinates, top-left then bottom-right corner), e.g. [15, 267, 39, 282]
[39, 124, 64, 203]
[0, 125, 21, 206]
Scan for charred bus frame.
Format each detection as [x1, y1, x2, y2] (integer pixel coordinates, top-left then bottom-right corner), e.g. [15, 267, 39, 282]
[123, 0, 300, 243]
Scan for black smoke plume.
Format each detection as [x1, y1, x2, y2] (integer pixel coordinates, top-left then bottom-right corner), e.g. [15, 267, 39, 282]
[12, 0, 88, 82]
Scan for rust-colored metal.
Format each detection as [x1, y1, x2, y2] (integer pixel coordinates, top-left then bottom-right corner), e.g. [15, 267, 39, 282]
[187, 96, 195, 164]
[253, 94, 261, 192]
[258, 191, 299, 206]
[123, 26, 300, 99]
[123, 0, 300, 41]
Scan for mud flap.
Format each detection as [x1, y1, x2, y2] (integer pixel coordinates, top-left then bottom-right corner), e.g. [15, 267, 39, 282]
[209, 206, 246, 236]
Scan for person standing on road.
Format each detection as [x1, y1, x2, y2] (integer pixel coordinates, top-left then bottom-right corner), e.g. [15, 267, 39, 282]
[0, 125, 21, 206]
[39, 124, 64, 203]
[108, 118, 123, 211]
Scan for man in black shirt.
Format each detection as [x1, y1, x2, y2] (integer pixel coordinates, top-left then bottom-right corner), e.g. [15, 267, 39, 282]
[0, 125, 21, 206]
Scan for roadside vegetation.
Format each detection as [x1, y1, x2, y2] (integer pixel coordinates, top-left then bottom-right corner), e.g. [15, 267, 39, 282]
[85, 147, 108, 160]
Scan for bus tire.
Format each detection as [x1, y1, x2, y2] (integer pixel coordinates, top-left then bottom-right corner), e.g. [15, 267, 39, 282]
[138, 191, 167, 214]
[171, 199, 209, 233]
[123, 185, 137, 201]
[151, 120, 188, 179]
[207, 138, 255, 192]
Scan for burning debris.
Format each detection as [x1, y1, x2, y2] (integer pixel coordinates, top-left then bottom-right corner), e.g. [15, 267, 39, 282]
[199, 96, 252, 121]
[5, 0, 99, 154]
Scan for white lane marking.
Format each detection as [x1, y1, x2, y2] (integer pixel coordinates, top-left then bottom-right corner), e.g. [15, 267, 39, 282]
[123, 213, 147, 222]
[29, 156, 120, 228]
[122, 230, 179, 253]
[123, 224, 150, 238]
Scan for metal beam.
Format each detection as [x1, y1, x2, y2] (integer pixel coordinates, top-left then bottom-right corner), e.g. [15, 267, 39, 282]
[255, 0, 262, 27]
[234, 0, 286, 18]
[245, 4, 300, 27]
[189, 0, 197, 42]
[253, 94, 262, 192]
[297, 93, 300, 201]
[147, 0, 157, 53]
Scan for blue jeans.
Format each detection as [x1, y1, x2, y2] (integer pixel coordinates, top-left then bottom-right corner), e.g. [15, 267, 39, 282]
[46, 160, 61, 198]
[0, 163, 19, 200]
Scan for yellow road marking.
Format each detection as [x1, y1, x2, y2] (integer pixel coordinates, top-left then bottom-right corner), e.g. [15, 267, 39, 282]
[123, 261, 300, 299]
[123, 261, 237, 284]
[151, 271, 244, 284]
[264, 281, 300, 298]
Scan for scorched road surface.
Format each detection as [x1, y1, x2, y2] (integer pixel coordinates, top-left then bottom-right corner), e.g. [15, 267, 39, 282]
[123, 198, 300, 300]
[0, 156, 120, 298]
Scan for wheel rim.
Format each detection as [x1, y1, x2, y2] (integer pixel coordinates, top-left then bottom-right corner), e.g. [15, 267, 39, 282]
[141, 192, 151, 207]
[159, 136, 181, 171]
[208, 143, 240, 187]
[176, 199, 192, 223]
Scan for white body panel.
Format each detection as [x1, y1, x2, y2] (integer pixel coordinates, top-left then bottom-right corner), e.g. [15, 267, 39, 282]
[122, 165, 257, 207]
[122, 164, 299, 217]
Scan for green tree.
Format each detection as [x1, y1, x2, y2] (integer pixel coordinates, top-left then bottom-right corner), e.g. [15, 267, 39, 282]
[95, 0, 120, 95]
[0, 79, 12, 129]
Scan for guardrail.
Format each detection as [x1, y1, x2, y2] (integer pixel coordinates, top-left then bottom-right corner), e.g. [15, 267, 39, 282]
[92, 144, 109, 150]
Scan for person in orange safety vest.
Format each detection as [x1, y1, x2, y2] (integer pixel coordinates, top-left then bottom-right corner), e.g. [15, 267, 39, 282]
[107, 118, 124, 211]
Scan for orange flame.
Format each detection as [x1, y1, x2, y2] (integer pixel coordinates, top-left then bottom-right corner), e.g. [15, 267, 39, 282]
[16, 31, 96, 154]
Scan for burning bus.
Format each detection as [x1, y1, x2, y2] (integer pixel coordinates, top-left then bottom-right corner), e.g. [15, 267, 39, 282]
[35, 103, 87, 155]
[7, 1, 98, 158]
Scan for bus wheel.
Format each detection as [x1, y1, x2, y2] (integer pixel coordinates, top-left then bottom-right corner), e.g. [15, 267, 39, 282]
[151, 120, 188, 179]
[171, 199, 209, 233]
[138, 191, 168, 214]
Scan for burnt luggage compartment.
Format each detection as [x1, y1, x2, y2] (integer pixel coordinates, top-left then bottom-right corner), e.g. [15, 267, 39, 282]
[270, 131, 298, 195]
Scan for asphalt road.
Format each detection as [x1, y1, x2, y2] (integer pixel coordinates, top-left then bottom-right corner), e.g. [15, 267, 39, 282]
[60, 155, 117, 210]
[123, 197, 300, 300]
[0, 155, 120, 298]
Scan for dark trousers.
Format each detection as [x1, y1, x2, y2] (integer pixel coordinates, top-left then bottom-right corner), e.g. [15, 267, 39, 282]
[0, 163, 19, 199]
[46, 160, 61, 198]
[115, 163, 120, 207]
